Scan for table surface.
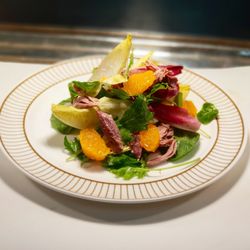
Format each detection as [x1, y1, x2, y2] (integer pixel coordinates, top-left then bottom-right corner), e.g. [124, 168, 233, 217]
[0, 61, 250, 250]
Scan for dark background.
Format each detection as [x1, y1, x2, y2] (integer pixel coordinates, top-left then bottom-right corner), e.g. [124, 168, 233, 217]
[0, 0, 250, 40]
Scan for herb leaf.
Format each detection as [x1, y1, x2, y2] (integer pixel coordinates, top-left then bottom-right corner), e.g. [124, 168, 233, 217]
[170, 129, 200, 161]
[197, 102, 219, 124]
[96, 87, 130, 100]
[120, 127, 133, 144]
[73, 81, 101, 96]
[104, 153, 144, 169]
[68, 82, 79, 101]
[119, 95, 153, 132]
[147, 83, 168, 97]
[104, 153, 148, 180]
[110, 167, 148, 180]
[116, 120, 133, 144]
[126, 49, 134, 76]
[109, 88, 130, 100]
[64, 136, 88, 163]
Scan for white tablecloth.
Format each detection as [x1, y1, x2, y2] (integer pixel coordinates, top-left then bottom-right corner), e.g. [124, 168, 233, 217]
[0, 62, 249, 250]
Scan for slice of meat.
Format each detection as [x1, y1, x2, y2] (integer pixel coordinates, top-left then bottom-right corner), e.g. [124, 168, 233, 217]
[73, 96, 99, 109]
[158, 123, 174, 147]
[129, 133, 142, 159]
[147, 139, 177, 166]
[96, 111, 123, 153]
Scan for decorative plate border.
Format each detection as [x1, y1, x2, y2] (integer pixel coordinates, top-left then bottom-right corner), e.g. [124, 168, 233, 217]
[0, 56, 246, 203]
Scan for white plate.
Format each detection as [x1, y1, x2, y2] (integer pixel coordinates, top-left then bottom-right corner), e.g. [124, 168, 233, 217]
[0, 56, 247, 203]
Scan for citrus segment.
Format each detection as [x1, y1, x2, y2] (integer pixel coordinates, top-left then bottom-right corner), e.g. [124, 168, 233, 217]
[182, 100, 197, 117]
[139, 124, 160, 152]
[123, 70, 156, 96]
[79, 128, 110, 161]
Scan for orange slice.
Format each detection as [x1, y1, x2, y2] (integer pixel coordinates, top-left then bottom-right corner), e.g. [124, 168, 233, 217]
[123, 70, 156, 96]
[79, 128, 110, 161]
[139, 124, 160, 152]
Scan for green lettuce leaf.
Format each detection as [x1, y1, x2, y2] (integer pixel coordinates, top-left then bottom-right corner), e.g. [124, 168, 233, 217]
[109, 166, 149, 180]
[104, 153, 148, 180]
[197, 102, 219, 124]
[64, 136, 88, 163]
[119, 95, 153, 132]
[50, 98, 75, 134]
[170, 129, 200, 161]
[72, 81, 101, 97]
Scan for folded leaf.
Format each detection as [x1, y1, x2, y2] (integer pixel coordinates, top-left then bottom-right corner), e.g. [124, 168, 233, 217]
[151, 103, 201, 132]
[90, 35, 132, 81]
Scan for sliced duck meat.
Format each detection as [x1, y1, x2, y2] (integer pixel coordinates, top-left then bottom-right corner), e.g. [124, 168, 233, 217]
[158, 123, 174, 147]
[96, 110, 123, 153]
[129, 61, 183, 80]
[147, 139, 177, 167]
[73, 96, 99, 109]
[129, 134, 142, 159]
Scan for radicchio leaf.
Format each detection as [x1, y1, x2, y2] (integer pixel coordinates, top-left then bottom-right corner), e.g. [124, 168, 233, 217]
[151, 103, 201, 132]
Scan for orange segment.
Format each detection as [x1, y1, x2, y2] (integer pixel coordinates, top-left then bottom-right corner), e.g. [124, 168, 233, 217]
[79, 128, 110, 161]
[139, 124, 160, 152]
[182, 100, 197, 117]
[123, 70, 156, 96]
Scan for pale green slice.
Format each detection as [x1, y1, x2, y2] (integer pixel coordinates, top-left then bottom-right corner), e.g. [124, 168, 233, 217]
[98, 97, 130, 118]
[103, 74, 127, 86]
[131, 51, 154, 69]
[89, 35, 132, 81]
[51, 105, 98, 129]
[51, 97, 130, 129]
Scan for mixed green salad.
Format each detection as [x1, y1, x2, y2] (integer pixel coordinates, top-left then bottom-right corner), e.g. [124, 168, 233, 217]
[51, 35, 219, 180]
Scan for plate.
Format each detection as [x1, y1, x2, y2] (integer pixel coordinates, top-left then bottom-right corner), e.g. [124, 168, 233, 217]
[0, 56, 247, 203]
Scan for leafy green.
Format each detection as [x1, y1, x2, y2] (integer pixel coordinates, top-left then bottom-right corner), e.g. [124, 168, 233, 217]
[109, 167, 149, 180]
[170, 129, 200, 161]
[64, 136, 88, 163]
[50, 115, 75, 134]
[145, 83, 168, 103]
[119, 95, 153, 132]
[119, 127, 133, 144]
[50, 98, 76, 134]
[96, 87, 130, 100]
[115, 120, 133, 144]
[126, 49, 134, 76]
[104, 153, 148, 180]
[104, 152, 201, 180]
[68, 82, 79, 101]
[96, 88, 111, 98]
[109, 88, 130, 100]
[59, 98, 71, 105]
[147, 83, 168, 97]
[197, 102, 219, 124]
[72, 81, 101, 96]
[104, 153, 145, 169]
[175, 92, 183, 107]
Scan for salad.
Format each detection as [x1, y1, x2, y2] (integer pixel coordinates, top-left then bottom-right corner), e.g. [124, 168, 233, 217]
[51, 35, 219, 180]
